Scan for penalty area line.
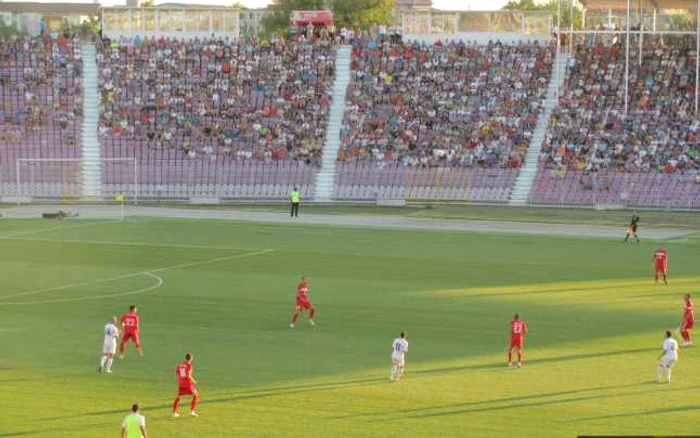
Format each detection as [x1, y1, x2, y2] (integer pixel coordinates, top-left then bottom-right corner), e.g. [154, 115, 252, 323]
[0, 236, 272, 253]
[0, 273, 164, 306]
[0, 220, 123, 239]
[0, 248, 274, 304]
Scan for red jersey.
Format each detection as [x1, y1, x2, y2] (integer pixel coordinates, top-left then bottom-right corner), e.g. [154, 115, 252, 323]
[511, 319, 528, 338]
[176, 361, 193, 387]
[121, 312, 139, 332]
[297, 283, 309, 300]
[685, 299, 695, 321]
[653, 250, 668, 266]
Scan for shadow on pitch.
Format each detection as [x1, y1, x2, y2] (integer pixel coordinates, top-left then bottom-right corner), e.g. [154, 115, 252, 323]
[577, 404, 700, 422]
[410, 347, 656, 377]
[329, 381, 649, 421]
[370, 384, 700, 423]
[35, 375, 387, 422]
[0, 420, 114, 437]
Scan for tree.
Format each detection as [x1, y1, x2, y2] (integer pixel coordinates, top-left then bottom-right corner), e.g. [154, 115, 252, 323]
[260, 0, 325, 37]
[231, 1, 248, 9]
[260, 0, 395, 37]
[503, 0, 582, 29]
[331, 0, 394, 30]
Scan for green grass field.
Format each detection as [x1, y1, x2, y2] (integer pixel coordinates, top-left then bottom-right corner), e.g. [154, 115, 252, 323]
[1, 217, 698, 437]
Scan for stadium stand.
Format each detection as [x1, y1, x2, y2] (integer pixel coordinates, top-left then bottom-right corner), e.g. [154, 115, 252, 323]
[0, 33, 83, 196]
[97, 36, 335, 198]
[335, 39, 554, 201]
[533, 36, 700, 208]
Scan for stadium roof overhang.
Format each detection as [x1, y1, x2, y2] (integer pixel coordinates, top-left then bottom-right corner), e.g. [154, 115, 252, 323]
[579, 0, 697, 10]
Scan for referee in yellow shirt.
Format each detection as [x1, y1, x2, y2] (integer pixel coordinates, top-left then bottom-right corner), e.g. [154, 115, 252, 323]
[122, 403, 148, 438]
[290, 187, 300, 217]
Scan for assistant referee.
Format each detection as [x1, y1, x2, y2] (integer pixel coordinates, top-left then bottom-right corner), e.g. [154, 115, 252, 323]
[290, 187, 300, 218]
[121, 403, 148, 438]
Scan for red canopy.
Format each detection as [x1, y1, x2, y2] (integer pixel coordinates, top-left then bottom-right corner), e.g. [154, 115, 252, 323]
[290, 10, 334, 26]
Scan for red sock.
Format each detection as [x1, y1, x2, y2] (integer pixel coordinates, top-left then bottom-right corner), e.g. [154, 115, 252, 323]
[190, 396, 198, 412]
[173, 397, 181, 413]
[309, 308, 315, 319]
[681, 330, 689, 343]
[119, 341, 125, 355]
[291, 311, 300, 324]
[508, 350, 513, 363]
[518, 351, 523, 362]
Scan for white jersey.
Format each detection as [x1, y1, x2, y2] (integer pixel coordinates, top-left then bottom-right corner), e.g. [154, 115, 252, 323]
[103, 323, 119, 354]
[391, 338, 409, 361]
[104, 323, 119, 344]
[662, 337, 678, 360]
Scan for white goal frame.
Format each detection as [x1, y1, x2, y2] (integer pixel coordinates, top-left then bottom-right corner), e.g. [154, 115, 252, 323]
[15, 157, 139, 205]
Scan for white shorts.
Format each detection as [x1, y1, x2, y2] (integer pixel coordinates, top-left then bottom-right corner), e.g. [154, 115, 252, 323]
[391, 354, 405, 367]
[660, 356, 677, 367]
[103, 341, 116, 355]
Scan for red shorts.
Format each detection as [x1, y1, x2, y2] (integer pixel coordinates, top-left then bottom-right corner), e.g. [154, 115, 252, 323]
[510, 336, 524, 349]
[177, 384, 196, 397]
[682, 318, 695, 330]
[655, 264, 667, 274]
[296, 298, 312, 310]
[122, 330, 140, 348]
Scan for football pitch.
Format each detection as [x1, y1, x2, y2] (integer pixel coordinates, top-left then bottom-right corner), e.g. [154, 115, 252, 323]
[1, 215, 699, 437]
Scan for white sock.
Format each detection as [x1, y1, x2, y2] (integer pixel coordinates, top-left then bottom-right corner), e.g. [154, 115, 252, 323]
[106, 358, 113, 371]
[666, 367, 672, 382]
[399, 366, 404, 377]
[390, 365, 396, 380]
[656, 365, 664, 381]
[100, 356, 107, 368]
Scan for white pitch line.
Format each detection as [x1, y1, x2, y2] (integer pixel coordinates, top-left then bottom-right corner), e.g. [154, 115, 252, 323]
[0, 248, 274, 302]
[0, 236, 272, 253]
[0, 220, 122, 239]
[0, 272, 164, 306]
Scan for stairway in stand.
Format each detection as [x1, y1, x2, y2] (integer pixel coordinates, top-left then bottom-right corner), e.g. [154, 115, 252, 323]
[80, 44, 101, 198]
[313, 46, 352, 202]
[508, 50, 570, 206]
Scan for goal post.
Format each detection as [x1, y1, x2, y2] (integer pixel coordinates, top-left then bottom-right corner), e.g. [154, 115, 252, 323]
[14, 158, 138, 220]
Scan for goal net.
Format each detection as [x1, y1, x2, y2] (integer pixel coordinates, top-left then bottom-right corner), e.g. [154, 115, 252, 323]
[12, 158, 138, 220]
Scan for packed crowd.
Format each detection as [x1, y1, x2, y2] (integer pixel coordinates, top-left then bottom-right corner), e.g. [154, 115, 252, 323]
[0, 32, 83, 148]
[338, 39, 554, 168]
[98, 36, 335, 165]
[542, 36, 700, 176]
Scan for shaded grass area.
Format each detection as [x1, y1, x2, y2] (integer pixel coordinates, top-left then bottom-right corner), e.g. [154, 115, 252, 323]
[0, 218, 698, 437]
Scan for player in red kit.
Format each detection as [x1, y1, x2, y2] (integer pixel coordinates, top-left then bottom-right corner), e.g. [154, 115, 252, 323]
[289, 277, 315, 328]
[680, 294, 694, 347]
[119, 305, 143, 358]
[508, 313, 528, 368]
[652, 247, 668, 284]
[173, 353, 199, 418]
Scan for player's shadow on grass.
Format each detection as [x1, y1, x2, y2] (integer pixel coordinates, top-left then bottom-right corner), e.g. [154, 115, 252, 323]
[329, 381, 650, 421]
[35, 376, 388, 423]
[0, 420, 115, 437]
[411, 347, 656, 377]
[577, 404, 700, 422]
[369, 384, 700, 423]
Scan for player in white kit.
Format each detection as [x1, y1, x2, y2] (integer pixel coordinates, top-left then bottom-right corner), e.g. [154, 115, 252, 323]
[99, 316, 120, 374]
[656, 330, 679, 383]
[390, 331, 409, 382]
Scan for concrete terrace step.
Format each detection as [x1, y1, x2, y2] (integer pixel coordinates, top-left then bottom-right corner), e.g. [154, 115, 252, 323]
[509, 51, 570, 206]
[314, 46, 352, 202]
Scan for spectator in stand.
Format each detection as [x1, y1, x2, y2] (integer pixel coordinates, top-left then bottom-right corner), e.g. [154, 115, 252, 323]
[338, 38, 554, 169]
[541, 35, 700, 178]
[97, 36, 336, 166]
[0, 33, 83, 152]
